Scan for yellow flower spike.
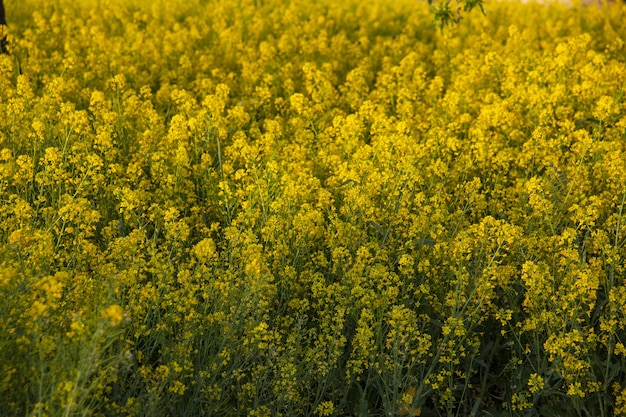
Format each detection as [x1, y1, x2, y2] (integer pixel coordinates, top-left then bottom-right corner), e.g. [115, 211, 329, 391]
[314, 401, 336, 416]
[398, 386, 422, 416]
[192, 238, 217, 264]
[101, 305, 124, 326]
[527, 373, 545, 395]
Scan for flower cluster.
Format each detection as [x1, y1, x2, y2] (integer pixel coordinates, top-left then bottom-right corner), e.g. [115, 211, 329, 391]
[1, 0, 626, 415]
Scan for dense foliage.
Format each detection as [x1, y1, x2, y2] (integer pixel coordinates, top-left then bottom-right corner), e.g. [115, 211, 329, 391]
[1, 0, 626, 416]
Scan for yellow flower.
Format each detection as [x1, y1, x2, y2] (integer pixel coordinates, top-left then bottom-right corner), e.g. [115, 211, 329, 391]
[314, 400, 336, 416]
[101, 304, 124, 326]
[528, 373, 545, 395]
[192, 238, 217, 263]
[398, 386, 422, 416]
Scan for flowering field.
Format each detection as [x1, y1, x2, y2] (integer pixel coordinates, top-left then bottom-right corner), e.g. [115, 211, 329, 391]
[1, 0, 626, 415]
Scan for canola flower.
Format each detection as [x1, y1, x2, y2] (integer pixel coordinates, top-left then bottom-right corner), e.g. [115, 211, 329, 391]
[0, 0, 625, 416]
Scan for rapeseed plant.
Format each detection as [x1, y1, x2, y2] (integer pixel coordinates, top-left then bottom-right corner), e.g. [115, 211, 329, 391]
[0, 0, 625, 415]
